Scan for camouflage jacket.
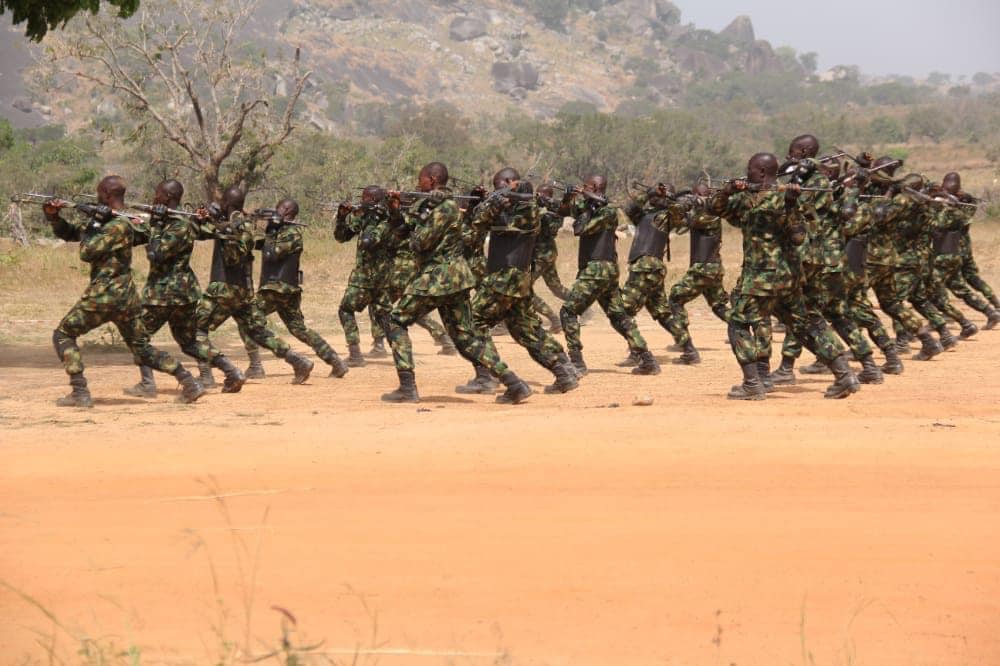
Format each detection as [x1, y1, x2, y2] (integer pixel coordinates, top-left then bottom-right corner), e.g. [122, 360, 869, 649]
[199, 217, 256, 296]
[795, 161, 835, 267]
[712, 189, 805, 295]
[335, 207, 392, 288]
[475, 198, 541, 298]
[51, 211, 142, 309]
[883, 194, 929, 269]
[534, 199, 563, 265]
[571, 197, 623, 272]
[143, 214, 201, 306]
[863, 188, 901, 267]
[394, 193, 476, 296]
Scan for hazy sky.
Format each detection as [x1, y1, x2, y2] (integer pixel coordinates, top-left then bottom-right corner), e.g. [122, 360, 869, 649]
[677, 1, 1000, 78]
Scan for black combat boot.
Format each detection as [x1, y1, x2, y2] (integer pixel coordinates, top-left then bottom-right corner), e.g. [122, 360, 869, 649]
[437, 335, 458, 356]
[824, 354, 861, 399]
[244, 349, 266, 379]
[615, 349, 640, 367]
[727, 362, 766, 401]
[556, 352, 581, 380]
[881, 343, 904, 375]
[857, 354, 884, 384]
[673, 341, 701, 365]
[198, 360, 218, 388]
[174, 366, 206, 404]
[56, 372, 93, 408]
[568, 349, 588, 376]
[895, 330, 913, 354]
[768, 356, 797, 385]
[212, 355, 246, 394]
[986, 308, 1000, 331]
[368, 337, 389, 358]
[321, 349, 349, 378]
[758, 360, 775, 392]
[798, 356, 830, 375]
[496, 371, 533, 404]
[958, 319, 978, 340]
[347, 343, 367, 367]
[991, 295, 1000, 310]
[455, 364, 498, 394]
[631, 350, 661, 375]
[913, 326, 944, 361]
[544, 361, 579, 395]
[937, 325, 959, 351]
[382, 369, 419, 403]
[123, 365, 157, 398]
[284, 350, 314, 384]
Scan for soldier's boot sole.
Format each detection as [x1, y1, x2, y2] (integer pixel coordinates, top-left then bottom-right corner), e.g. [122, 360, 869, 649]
[380, 390, 420, 403]
[824, 376, 861, 399]
[768, 368, 797, 385]
[56, 394, 93, 408]
[122, 384, 157, 399]
[672, 351, 701, 365]
[881, 360, 904, 375]
[727, 384, 766, 401]
[798, 361, 830, 375]
[959, 322, 979, 339]
[496, 382, 533, 405]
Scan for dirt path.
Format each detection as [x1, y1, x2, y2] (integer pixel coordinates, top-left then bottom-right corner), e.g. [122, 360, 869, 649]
[2, 312, 999, 665]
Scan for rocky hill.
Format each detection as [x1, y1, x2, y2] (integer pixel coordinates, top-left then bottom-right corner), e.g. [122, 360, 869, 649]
[2, 0, 814, 131]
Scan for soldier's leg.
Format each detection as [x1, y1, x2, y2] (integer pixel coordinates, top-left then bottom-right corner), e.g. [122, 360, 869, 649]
[232, 299, 313, 384]
[113, 302, 205, 404]
[193, 294, 232, 387]
[538, 260, 571, 300]
[560, 274, 601, 358]
[931, 260, 975, 330]
[52, 302, 109, 407]
[619, 269, 648, 318]
[962, 253, 999, 305]
[598, 282, 660, 375]
[665, 269, 700, 347]
[726, 292, 769, 400]
[846, 276, 900, 373]
[338, 285, 372, 365]
[455, 288, 507, 395]
[168, 303, 244, 393]
[773, 292, 858, 399]
[507, 296, 578, 395]
[274, 291, 348, 377]
[907, 270, 955, 350]
[124, 304, 172, 398]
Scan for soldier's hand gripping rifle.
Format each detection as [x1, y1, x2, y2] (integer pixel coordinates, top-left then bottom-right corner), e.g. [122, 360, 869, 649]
[903, 187, 979, 209]
[550, 179, 611, 207]
[127, 201, 201, 226]
[11, 192, 143, 227]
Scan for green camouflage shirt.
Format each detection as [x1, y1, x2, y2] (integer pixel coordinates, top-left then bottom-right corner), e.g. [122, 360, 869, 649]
[52, 212, 142, 311]
[399, 194, 476, 296]
[143, 215, 201, 306]
[475, 198, 541, 298]
[259, 223, 303, 294]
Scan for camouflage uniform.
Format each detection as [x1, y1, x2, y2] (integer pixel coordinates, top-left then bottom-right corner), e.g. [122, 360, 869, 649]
[958, 223, 999, 305]
[384, 193, 518, 380]
[463, 196, 574, 391]
[381, 219, 451, 345]
[665, 207, 730, 347]
[196, 219, 293, 362]
[714, 189, 846, 373]
[241, 221, 346, 372]
[779, 168, 875, 365]
[335, 206, 393, 347]
[49, 211, 194, 390]
[938, 204, 999, 327]
[530, 201, 571, 326]
[894, 199, 951, 334]
[557, 194, 659, 374]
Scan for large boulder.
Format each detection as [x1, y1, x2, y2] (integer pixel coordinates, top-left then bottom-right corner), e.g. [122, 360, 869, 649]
[721, 15, 755, 45]
[491, 61, 539, 94]
[449, 16, 487, 42]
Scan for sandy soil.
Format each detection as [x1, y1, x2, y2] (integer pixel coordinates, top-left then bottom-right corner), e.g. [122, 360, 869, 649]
[2, 306, 1000, 665]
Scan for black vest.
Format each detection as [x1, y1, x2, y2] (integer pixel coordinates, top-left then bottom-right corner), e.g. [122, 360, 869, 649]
[932, 230, 962, 256]
[845, 235, 868, 275]
[486, 216, 537, 273]
[260, 242, 302, 287]
[628, 213, 669, 264]
[690, 228, 721, 265]
[210, 239, 254, 288]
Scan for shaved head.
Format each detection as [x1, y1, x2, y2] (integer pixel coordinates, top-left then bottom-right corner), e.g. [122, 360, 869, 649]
[788, 134, 820, 159]
[97, 175, 126, 205]
[942, 172, 961, 194]
[492, 167, 521, 190]
[585, 174, 608, 194]
[154, 179, 184, 208]
[276, 198, 299, 219]
[222, 186, 246, 215]
[747, 153, 779, 184]
[419, 162, 449, 189]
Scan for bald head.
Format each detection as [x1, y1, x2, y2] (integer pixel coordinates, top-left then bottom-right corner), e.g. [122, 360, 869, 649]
[942, 172, 961, 195]
[747, 153, 779, 184]
[418, 162, 449, 191]
[493, 167, 521, 190]
[361, 185, 386, 205]
[154, 179, 184, 208]
[873, 156, 901, 177]
[222, 186, 246, 215]
[788, 134, 820, 160]
[585, 174, 608, 195]
[97, 175, 127, 206]
[276, 198, 299, 220]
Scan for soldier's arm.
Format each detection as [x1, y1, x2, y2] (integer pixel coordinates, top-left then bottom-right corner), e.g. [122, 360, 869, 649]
[573, 203, 617, 236]
[46, 211, 85, 242]
[221, 227, 252, 266]
[79, 219, 129, 262]
[147, 218, 191, 264]
[263, 226, 302, 262]
[333, 211, 360, 242]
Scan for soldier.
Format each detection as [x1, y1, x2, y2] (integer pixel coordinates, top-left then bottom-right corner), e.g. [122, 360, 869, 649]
[956, 195, 1000, 318]
[713, 153, 859, 401]
[558, 175, 660, 376]
[380, 162, 533, 404]
[863, 160, 944, 363]
[44, 175, 205, 407]
[240, 199, 349, 378]
[616, 182, 687, 367]
[935, 172, 1000, 331]
[455, 170, 578, 397]
[335, 186, 395, 366]
[123, 179, 245, 398]
[530, 183, 571, 332]
[664, 181, 730, 365]
[195, 186, 314, 385]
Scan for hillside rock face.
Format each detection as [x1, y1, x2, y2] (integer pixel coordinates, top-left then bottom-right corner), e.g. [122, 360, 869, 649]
[3, 0, 808, 130]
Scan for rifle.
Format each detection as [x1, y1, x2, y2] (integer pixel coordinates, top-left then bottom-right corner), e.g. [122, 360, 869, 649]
[549, 180, 611, 206]
[11, 192, 143, 225]
[127, 202, 201, 220]
[248, 208, 309, 227]
[903, 187, 978, 208]
[722, 182, 834, 193]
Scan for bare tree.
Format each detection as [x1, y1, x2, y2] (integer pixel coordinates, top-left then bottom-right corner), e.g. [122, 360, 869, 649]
[38, 0, 311, 201]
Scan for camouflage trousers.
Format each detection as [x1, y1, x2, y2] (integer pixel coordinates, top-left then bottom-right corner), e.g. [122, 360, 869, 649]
[560, 262, 648, 354]
[374, 267, 450, 343]
[242, 289, 338, 363]
[54, 288, 182, 377]
[728, 282, 845, 367]
[665, 262, 729, 347]
[867, 263, 926, 335]
[898, 266, 948, 331]
[936, 255, 992, 317]
[339, 282, 392, 346]
[143, 301, 217, 362]
[620, 266, 671, 327]
[781, 266, 874, 361]
[843, 271, 893, 353]
[386, 289, 509, 375]
[532, 257, 571, 300]
[197, 285, 290, 360]
[472, 288, 564, 372]
[960, 251, 997, 303]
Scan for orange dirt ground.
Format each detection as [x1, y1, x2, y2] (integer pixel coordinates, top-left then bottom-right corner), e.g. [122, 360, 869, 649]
[2, 308, 1000, 665]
